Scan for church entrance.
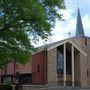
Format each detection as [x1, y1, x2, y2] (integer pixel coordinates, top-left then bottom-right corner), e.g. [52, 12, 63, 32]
[57, 43, 72, 86]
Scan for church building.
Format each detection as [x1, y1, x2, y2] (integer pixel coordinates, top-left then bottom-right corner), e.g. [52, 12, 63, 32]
[0, 8, 90, 87]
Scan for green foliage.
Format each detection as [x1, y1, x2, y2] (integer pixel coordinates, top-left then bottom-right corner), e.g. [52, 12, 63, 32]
[0, 84, 12, 90]
[0, 0, 65, 68]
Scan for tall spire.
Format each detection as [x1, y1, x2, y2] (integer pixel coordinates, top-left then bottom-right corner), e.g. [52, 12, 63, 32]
[76, 7, 85, 36]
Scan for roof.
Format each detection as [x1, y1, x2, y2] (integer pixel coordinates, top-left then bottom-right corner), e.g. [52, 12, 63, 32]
[35, 8, 88, 56]
[38, 38, 87, 56]
[76, 7, 85, 36]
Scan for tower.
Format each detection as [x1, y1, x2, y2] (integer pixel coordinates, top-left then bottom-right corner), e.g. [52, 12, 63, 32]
[76, 8, 85, 37]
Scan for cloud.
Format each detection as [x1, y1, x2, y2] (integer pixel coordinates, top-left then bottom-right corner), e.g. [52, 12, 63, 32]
[32, 0, 90, 46]
[59, 8, 74, 20]
[51, 8, 76, 42]
[53, 0, 90, 43]
[82, 15, 90, 36]
[51, 10, 90, 42]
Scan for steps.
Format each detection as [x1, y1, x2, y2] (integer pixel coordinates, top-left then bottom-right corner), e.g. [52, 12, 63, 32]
[30, 85, 90, 90]
[17, 85, 90, 90]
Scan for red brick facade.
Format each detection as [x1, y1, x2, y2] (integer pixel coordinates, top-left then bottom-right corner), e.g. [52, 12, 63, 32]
[0, 37, 89, 86]
[32, 50, 47, 84]
[0, 49, 47, 85]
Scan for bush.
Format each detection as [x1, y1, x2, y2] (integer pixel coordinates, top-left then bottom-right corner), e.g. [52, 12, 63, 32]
[0, 84, 12, 90]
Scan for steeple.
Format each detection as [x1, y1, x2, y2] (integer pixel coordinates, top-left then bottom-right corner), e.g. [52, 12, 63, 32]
[76, 7, 85, 36]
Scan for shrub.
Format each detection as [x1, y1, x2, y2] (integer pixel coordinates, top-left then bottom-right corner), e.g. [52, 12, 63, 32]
[0, 84, 12, 90]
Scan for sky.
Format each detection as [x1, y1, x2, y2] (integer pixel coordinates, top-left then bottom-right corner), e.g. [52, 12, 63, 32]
[33, 0, 90, 46]
[51, 0, 90, 42]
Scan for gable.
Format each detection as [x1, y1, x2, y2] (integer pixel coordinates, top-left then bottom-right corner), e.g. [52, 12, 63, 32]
[47, 39, 87, 56]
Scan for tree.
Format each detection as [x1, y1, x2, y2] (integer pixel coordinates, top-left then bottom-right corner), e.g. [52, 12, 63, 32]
[0, 0, 65, 68]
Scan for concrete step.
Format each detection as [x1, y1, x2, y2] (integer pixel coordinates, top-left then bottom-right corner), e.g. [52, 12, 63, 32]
[30, 86, 90, 90]
[17, 85, 90, 90]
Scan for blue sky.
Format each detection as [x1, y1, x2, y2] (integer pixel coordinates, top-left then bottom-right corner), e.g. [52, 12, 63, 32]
[50, 0, 90, 42]
[33, 0, 90, 46]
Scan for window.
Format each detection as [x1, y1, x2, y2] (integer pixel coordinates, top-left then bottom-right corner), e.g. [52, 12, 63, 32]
[57, 45, 64, 80]
[57, 46, 64, 74]
[85, 39, 87, 46]
[87, 70, 88, 77]
[37, 65, 40, 72]
[2, 76, 11, 83]
[16, 72, 19, 80]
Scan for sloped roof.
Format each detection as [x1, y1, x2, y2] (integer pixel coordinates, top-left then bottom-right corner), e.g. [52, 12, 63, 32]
[36, 8, 87, 56]
[38, 38, 87, 56]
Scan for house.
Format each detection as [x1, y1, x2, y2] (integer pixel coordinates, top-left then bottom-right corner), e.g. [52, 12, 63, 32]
[0, 8, 90, 87]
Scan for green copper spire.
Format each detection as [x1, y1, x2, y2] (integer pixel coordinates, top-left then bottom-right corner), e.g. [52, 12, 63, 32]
[76, 8, 85, 36]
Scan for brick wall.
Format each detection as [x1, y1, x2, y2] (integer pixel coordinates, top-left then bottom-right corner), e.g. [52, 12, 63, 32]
[16, 62, 32, 74]
[84, 39, 90, 85]
[79, 53, 87, 86]
[74, 37, 88, 86]
[47, 48, 57, 84]
[73, 37, 85, 47]
[32, 50, 47, 84]
[87, 47, 90, 85]
[74, 52, 80, 85]
[87, 38, 90, 46]
[76, 38, 90, 86]
[7, 62, 15, 75]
